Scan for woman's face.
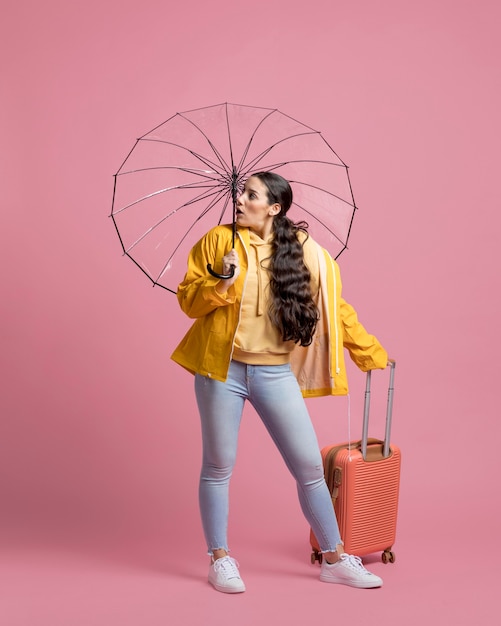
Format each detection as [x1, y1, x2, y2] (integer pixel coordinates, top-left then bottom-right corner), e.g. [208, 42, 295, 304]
[236, 176, 280, 239]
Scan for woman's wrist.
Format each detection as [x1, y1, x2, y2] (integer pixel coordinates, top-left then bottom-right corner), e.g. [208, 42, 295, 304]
[215, 279, 234, 294]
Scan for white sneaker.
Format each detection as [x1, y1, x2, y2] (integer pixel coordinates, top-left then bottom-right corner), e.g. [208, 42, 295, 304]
[208, 556, 246, 593]
[320, 553, 383, 588]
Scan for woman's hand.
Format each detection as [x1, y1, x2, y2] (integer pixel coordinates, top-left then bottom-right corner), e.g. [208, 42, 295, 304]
[215, 249, 240, 293]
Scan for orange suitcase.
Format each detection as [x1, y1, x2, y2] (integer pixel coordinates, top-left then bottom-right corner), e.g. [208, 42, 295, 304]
[310, 361, 401, 564]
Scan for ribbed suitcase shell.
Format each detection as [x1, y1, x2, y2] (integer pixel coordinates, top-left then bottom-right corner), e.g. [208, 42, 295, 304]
[317, 442, 401, 557]
[310, 363, 401, 563]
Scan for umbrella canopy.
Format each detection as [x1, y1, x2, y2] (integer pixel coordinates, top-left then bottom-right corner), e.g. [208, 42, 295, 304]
[111, 102, 357, 293]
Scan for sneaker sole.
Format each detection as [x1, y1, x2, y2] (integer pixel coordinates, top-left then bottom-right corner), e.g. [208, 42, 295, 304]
[209, 578, 246, 594]
[320, 574, 383, 589]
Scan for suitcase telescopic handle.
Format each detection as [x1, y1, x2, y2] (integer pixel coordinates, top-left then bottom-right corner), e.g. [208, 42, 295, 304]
[361, 360, 396, 460]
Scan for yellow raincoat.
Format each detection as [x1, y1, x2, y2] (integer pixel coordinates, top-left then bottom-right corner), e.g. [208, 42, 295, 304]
[171, 225, 388, 396]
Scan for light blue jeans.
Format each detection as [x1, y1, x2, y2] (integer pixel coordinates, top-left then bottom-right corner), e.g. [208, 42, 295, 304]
[195, 360, 342, 554]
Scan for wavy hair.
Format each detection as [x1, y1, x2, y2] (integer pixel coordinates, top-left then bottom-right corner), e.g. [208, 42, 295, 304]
[252, 172, 319, 346]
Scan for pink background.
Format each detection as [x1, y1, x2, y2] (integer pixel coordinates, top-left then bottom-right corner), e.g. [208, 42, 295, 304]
[1, 0, 499, 624]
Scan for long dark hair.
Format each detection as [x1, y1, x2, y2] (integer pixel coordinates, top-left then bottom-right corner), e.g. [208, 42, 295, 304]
[252, 172, 319, 347]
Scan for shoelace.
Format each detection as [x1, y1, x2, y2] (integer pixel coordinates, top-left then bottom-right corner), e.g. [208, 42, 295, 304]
[213, 556, 241, 579]
[339, 554, 371, 575]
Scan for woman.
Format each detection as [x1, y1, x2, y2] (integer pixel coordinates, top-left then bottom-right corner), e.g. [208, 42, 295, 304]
[171, 172, 389, 593]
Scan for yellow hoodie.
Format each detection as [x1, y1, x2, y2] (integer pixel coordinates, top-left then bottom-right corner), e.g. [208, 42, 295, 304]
[232, 229, 297, 365]
[171, 224, 388, 396]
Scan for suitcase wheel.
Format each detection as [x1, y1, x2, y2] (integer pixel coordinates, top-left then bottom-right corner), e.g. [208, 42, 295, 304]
[310, 550, 323, 565]
[382, 550, 395, 564]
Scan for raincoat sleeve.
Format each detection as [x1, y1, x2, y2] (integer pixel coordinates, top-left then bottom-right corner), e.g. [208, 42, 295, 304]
[176, 228, 237, 319]
[340, 297, 388, 371]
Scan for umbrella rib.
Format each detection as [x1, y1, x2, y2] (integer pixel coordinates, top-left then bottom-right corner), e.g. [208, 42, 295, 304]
[112, 179, 227, 216]
[247, 158, 347, 179]
[234, 108, 277, 173]
[123, 187, 227, 254]
[154, 189, 231, 283]
[235, 107, 321, 174]
[224, 103, 235, 170]
[116, 166, 224, 182]
[287, 179, 356, 208]
[252, 158, 346, 169]
[140, 137, 228, 177]
[177, 111, 233, 175]
[240, 130, 320, 174]
[291, 200, 350, 248]
[237, 158, 356, 208]
[122, 250, 175, 293]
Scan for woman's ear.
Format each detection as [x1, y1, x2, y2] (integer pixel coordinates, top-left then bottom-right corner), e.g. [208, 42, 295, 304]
[269, 203, 281, 216]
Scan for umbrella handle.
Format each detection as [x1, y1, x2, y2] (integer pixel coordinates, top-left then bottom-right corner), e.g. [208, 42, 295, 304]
[207, 263, 235, 280]
[207, 167, 238, 280]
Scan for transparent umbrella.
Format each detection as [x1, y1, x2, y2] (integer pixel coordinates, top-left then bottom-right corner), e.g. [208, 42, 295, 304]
[110, 102, 358, 293]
